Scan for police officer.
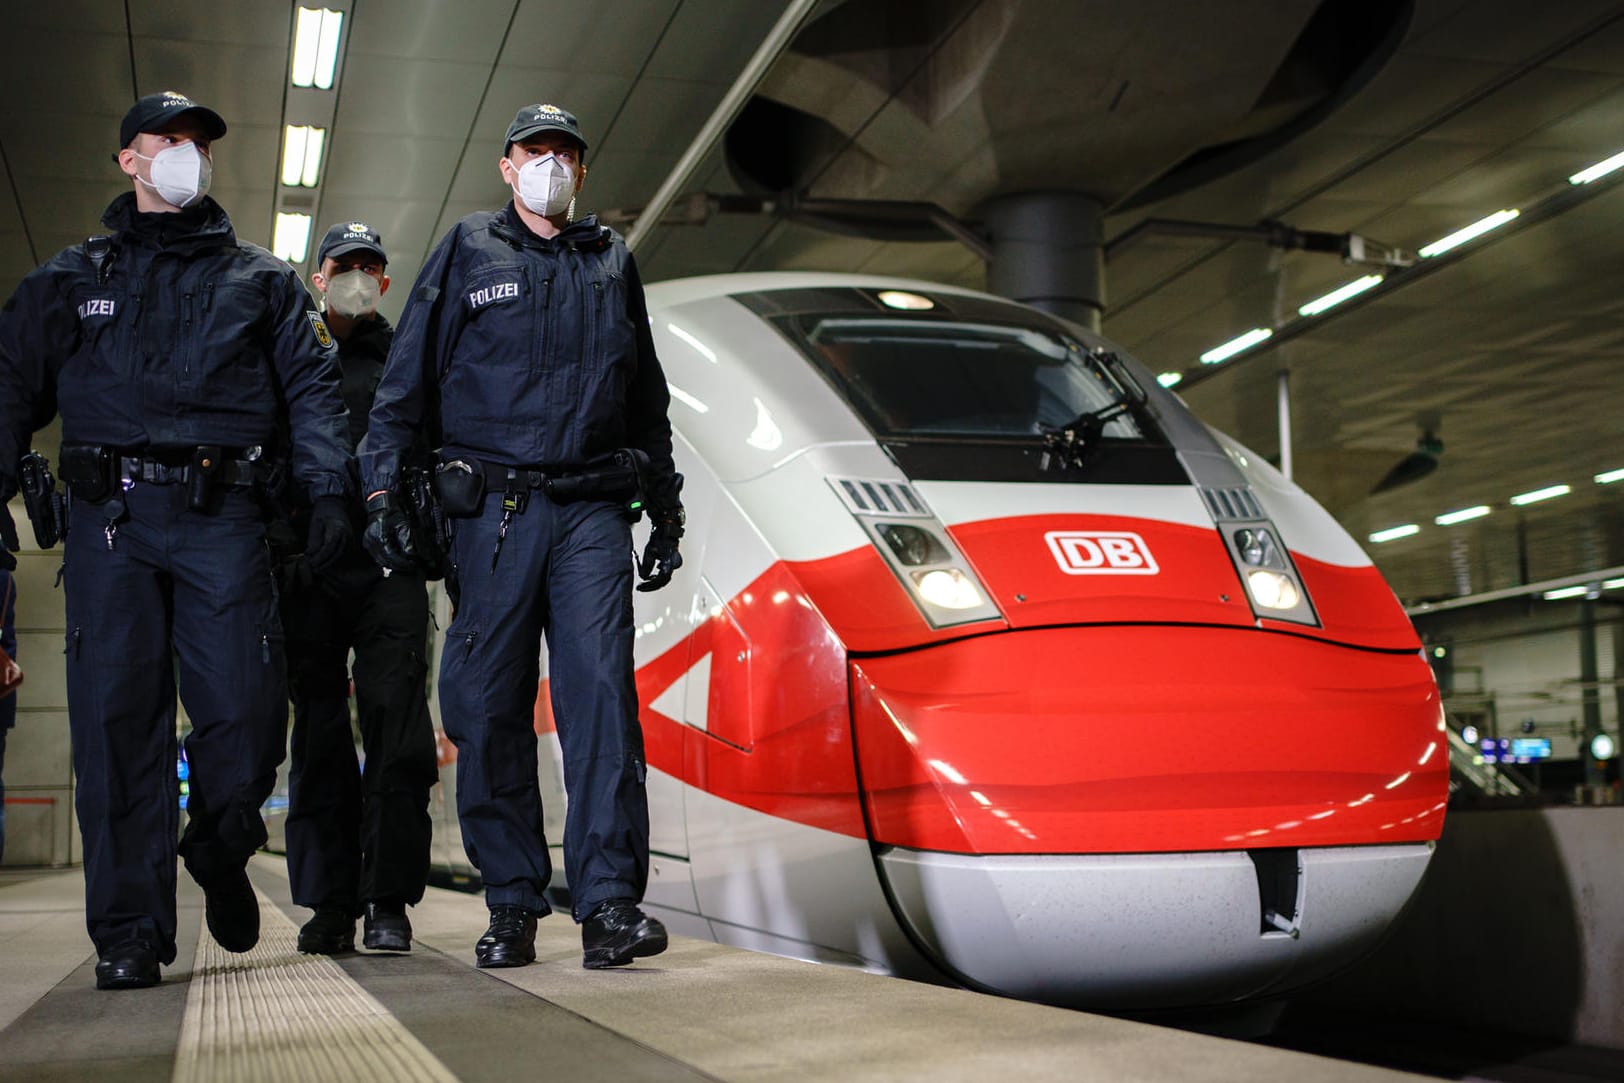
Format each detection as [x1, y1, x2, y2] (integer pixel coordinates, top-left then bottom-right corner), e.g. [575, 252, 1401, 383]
[360, 103, 684, 970]
[282, 222, 437, 956]
[0, 92, 353, 989]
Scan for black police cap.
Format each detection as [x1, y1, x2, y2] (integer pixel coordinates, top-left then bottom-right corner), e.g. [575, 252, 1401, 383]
[504, 103, 588, 153]
[119, 91, 227, 150]
[316, 221, 387, 266]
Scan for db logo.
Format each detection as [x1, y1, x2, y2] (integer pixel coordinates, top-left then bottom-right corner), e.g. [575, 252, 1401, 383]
[1044, 531, 1159, 575]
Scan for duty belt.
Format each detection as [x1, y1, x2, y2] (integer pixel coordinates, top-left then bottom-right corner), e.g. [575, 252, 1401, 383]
[119, 453, 258, 487]
[475, 461, 554, 489]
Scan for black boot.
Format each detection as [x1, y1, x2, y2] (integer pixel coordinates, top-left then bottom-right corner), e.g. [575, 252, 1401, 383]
[297, 907, 356, 955]
[474, 905, 536, 969]
[363, 902, 412, 952]
[201, 866, 260, 953]
[95, 941, 160, 990]
[581, 900, 667, 969]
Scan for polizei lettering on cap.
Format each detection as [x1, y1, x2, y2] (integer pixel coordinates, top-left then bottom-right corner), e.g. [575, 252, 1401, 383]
[467, 281, 520, 309]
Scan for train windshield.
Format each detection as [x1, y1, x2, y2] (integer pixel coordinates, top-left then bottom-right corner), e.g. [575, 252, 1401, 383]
[798, 317, 1152, 443]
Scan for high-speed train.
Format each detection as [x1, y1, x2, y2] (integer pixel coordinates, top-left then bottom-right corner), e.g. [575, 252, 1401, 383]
[428, 271, 1447, 1011]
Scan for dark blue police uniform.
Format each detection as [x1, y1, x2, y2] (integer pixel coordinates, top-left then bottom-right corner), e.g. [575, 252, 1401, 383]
[361, 203, 678, 929]
[0, 192, 352, 968]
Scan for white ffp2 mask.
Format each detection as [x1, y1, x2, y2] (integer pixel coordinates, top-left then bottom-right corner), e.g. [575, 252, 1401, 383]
[509, 153, 574, 217]
[132, 142, 212, 208]
[324, 269, 382, 318]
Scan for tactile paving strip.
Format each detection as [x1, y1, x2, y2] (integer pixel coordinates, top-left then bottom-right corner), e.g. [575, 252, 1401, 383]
[172, 889, 460, 1083]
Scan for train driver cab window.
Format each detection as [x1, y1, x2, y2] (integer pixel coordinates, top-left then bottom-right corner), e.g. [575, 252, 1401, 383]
[800, 318, 1152, 443]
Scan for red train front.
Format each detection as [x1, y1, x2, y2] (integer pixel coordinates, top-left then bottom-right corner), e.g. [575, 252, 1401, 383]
[478, 272, 1446, 1010]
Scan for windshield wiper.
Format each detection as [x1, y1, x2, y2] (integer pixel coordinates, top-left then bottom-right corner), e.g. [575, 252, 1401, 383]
[1038, 350, 1149, 471]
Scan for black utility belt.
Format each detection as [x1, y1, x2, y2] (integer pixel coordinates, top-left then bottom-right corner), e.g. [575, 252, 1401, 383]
[61, 443, 260, 508]
[433, 451, 647, 517]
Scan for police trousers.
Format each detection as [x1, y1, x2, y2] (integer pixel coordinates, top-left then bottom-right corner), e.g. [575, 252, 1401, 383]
[282, 551, 436, 914]
[440, 494, 648, 922]
[63, 484, 286, 963]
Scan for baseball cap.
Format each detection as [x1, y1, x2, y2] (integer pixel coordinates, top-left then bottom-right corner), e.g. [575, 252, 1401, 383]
[504, 103, 588, 153]
[316, 221, 387, 266]
[119, 91, 227, 150]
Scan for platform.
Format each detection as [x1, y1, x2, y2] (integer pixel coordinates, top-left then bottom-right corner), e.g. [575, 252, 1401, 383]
[0, 856, 1429, 1083]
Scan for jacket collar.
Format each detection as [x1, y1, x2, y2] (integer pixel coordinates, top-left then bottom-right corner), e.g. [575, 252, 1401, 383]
[490, 201, 609, 253]
[102, 192, 237, 254]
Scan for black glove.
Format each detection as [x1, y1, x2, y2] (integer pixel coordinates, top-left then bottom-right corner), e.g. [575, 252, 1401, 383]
[304, 495, 353, 572]
[0, 502, 18, 572]
[362, 491, 419, 572]
[635, 509, 684, 592]
[278, 554, 315, 594]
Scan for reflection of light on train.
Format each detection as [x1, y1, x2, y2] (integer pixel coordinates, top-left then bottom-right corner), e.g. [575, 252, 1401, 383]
[422, 273, 1447, 1011]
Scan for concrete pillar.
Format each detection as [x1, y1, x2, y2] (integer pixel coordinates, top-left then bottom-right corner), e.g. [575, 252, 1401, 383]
[985, 192, 1105, 332]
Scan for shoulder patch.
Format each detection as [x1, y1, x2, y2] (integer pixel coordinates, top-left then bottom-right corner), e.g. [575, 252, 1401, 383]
[307, 310, 334, 349]
[465, 277, 522, 312]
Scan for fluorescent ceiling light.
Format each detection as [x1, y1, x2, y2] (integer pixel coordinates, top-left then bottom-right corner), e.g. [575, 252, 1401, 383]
[1298, 274, 1384, 317]
[1604, 578, 1624, 590]
[1418, 210, 1519, 258]
[273, 212, 312, 263]
[1157, 372, 1182, 388]
[1595, 467, 1624, 484]
[291, 7, 343, 89]
[1542, 585, 1589, 600]
[1508, 484, 1570, 506]
[1369, 524, 1420, 544]
[1200, 327, 1272, 365]
[280, 125, 326, 187]
[1434, 505, 1490, 526]
[1569, 149, 1624, 185]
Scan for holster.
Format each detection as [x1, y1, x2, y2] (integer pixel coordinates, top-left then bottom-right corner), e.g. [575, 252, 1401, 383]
[401, 463, 452, 580]
[58, 444, 116, 505]
[18, 450, 66, 549]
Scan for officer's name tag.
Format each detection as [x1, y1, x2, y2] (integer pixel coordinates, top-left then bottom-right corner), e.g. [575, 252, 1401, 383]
[77, 298, 117, 319]
[467, 280, 520, 310]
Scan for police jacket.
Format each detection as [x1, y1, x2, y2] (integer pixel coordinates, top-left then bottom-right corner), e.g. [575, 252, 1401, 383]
[360, 203, 678, 507]
[0, 193, 352, 500]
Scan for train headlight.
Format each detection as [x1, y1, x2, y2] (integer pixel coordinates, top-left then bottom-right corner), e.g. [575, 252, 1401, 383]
[829, 476, 1005, 628]
[911, 568, 985, 609]
[1246, 569, 1301, 610]
[878, 522, 950, 566]
[1234, 527, 1284, 568]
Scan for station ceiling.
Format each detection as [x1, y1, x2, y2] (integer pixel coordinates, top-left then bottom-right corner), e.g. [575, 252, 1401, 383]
[2, 0, 1620, 607]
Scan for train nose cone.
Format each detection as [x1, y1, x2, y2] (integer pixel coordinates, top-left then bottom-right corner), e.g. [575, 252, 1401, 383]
[849, 623, 1446, 1008]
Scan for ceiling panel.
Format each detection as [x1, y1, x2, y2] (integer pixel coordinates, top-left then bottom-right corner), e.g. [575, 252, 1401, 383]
[501, 0, 681, 78]
[346, 0, 517, 63]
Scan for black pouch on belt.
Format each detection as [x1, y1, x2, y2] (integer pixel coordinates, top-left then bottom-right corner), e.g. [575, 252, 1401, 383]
[187, 445, 223, 510]
[58, 445, 115, 504]
[433, 459, 486, 517]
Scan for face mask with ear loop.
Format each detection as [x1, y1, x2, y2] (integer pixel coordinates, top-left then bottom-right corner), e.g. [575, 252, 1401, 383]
[130, 141, 212, 208]
[508, 153, 575, 217]
[323, 269, 382, 318]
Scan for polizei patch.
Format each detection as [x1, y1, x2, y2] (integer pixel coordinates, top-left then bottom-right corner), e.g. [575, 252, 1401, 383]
[466, 280, 521, 310]
[77, 298, 117, 319]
